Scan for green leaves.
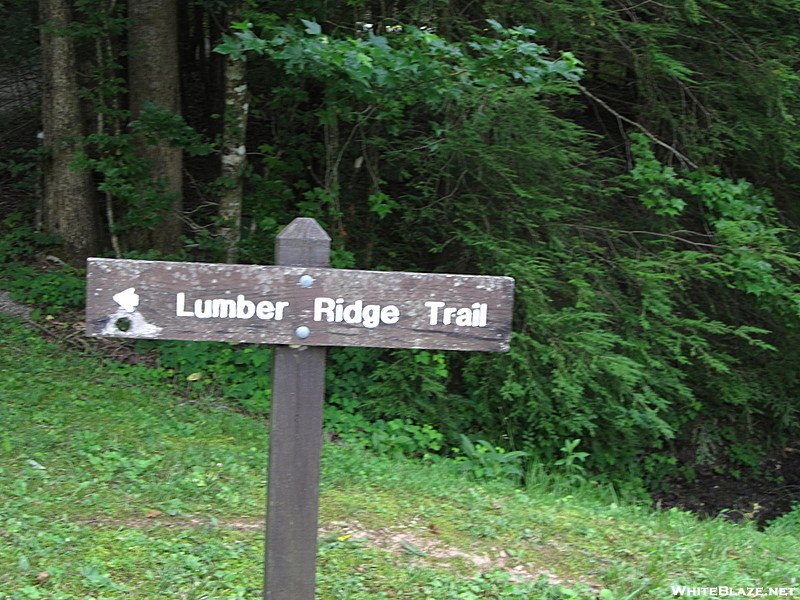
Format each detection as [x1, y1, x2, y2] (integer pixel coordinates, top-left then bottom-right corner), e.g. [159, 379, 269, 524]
[214, 29, 268, 60]
[214, 17, 582, 109]
[129, 102, 214, 156]
[456, 435, 529, 483]
[629, 135, 800, 317]
[24, 0, 800, 488]
[300, 19, 321, 35]
[367, 191, 398, 219]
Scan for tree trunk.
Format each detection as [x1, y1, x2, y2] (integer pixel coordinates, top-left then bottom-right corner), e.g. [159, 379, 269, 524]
[218, 0, 248, 263]
[39, 0, 100, 265]
[127, 0, 183, 254]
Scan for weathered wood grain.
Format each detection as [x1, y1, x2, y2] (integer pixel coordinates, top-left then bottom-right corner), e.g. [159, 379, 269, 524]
[265, 217, 328, 600]
[85, 258, 514, 351]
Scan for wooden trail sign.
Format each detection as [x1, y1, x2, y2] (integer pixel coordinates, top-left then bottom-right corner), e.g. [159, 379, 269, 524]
[85, 218, 514, 600]
[86, 261, 513, 352]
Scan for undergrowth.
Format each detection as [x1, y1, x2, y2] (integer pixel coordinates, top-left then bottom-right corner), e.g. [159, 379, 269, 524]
[1, 315, 799, 599]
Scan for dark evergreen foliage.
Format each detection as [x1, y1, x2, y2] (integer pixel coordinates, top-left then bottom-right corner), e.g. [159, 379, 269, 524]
[3, 0, 799, 484]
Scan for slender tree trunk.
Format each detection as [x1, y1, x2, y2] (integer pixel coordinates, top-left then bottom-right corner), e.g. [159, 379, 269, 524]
[127, 0, 182, 254]
[39, 0, 100, 265]
[218, 0, 248, 263]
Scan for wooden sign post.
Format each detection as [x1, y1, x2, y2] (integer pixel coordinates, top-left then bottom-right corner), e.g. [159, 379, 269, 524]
[86, 218, 514, 600]
[265, 219, 329, 600]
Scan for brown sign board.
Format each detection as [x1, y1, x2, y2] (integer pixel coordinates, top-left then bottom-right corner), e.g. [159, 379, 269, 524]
[86, 258, 514, 352]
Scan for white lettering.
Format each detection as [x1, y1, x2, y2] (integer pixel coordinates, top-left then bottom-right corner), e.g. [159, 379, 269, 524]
[313, 297, 401, 328]
[455, 307, 472, 326]
[381, 305, 400, 324]
[363, 304, 380, 328]
[195, 298, 212, 318]
[472, 302, 487, 327]
[670, 586, 688, 596]
[343, 300, 363, 324]
[212, 298, 236, 318]
[176, 292, 194, 317]
[255, 300, 275, 320]
[176, 293, 288, 321]
[335, 297, 345, 321]
[425, 301, 488, 327]
[236, 294, 255, 319]
[425, 301, 445, 325]
[314, 297, 336, 322]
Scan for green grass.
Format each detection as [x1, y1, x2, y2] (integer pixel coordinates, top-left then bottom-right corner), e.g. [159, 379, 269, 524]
[1, 314, 798, 599]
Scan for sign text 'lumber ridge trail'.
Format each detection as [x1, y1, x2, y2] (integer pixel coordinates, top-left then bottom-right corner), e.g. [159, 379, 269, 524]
[85, 258, 514, 352]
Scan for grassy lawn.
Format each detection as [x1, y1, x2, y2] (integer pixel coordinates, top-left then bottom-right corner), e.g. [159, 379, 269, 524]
[1, 315, 798, 599]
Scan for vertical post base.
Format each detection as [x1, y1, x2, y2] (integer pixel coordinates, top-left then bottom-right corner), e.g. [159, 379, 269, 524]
[264, 217, 331, 600]
[265, 346, 326, 599]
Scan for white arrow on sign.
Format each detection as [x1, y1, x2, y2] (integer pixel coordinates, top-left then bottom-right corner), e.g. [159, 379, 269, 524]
[113, 287, 139, 313]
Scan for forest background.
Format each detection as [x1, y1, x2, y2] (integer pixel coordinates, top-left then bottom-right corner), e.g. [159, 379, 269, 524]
[1, 0, 800, 494]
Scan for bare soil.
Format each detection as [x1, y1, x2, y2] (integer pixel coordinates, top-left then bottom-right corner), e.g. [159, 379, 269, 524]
[652, 449, 800, 528]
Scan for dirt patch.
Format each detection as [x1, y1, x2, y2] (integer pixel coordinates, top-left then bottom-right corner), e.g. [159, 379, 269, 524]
[651, 445, 800, 528]
[319, 518, 576, 586]
[75, 512, 600, 589]
[0, 290, 32, 320]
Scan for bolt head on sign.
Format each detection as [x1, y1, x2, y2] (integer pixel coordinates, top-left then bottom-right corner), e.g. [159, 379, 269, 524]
[85, 258, 514, 352]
